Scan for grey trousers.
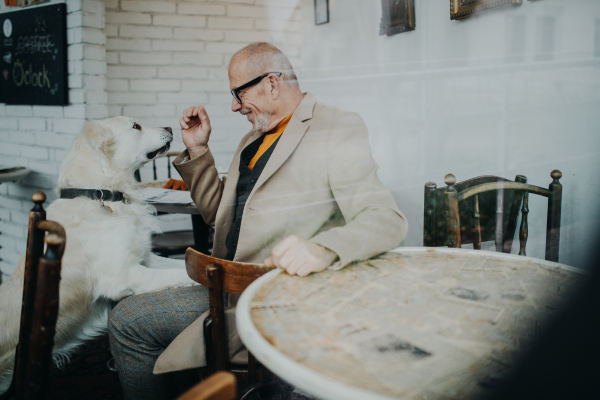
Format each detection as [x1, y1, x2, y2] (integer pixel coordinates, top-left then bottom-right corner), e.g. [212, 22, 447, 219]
[108, 286, 210, 400]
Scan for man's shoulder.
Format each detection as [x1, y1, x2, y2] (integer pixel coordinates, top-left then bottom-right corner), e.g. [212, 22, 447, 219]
[313, 100, 353, 119]
[312, 100, 363, 125]
[311, 101, 365, 131]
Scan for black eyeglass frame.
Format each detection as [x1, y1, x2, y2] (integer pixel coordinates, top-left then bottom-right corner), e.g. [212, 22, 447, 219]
[230, 72, 282, 104]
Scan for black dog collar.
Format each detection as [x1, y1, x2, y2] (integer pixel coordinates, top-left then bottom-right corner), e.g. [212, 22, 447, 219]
[60, 188, 126, 202]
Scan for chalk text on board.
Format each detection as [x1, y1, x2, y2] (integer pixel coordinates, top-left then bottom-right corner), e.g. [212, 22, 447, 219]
[13, 59, 51, 89]
[16, 34, 55, 54]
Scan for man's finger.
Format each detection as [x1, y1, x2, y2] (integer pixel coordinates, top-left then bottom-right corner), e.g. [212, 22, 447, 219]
[285, 259, 305, 276]
[264, 257, 274, 267]
[197, 108, 210, 128]
[271, 236, 295, 258]
[277, 251, 295, 270]
[179, 117, 188, 130]
[296, 263, 315, 277]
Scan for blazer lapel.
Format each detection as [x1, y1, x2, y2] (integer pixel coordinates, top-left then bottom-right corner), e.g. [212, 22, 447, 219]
[250, 92, 317, 197]
[221, 129, 262, 207]
[212, 129, 263, 257]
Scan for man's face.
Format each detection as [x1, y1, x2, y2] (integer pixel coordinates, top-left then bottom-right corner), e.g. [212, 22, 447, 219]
[229, 60, 274, 132]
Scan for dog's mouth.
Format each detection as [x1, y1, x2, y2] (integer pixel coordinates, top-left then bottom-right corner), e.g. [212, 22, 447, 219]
[146, 142, 171, 160]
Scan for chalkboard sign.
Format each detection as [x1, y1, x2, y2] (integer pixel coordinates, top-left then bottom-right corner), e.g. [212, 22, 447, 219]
[0, 4, 68, 105]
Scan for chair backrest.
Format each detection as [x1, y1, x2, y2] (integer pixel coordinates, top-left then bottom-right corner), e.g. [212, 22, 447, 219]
[6, 192, 66, 400]
[424, 175, 526, 252]
[177, 371, 236, 400]
[134, 151, 181, 182]
[185, 248, 276, 372]
[424, 171, 562, 262]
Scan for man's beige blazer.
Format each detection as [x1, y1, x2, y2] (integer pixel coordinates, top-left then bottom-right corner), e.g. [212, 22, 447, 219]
[153, 92, 408, 374]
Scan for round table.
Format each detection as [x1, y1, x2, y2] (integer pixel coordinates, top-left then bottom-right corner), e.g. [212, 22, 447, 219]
[236, 247, 585, 400]
[0, 166, 30, 183]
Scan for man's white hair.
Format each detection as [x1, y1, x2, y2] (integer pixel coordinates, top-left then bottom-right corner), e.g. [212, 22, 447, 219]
[230, 42, 299, 88]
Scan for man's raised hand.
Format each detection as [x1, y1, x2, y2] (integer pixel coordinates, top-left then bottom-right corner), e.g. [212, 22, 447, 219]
[264, 235, 339, 277]
[179, 106, 212, 160]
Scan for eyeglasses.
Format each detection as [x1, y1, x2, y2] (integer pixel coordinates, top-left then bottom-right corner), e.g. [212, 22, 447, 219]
[230, 72, 282, 104]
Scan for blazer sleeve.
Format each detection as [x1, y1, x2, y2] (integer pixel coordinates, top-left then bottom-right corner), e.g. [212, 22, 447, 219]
[172, 148, 224, 226]
[309, 112, 408, 268]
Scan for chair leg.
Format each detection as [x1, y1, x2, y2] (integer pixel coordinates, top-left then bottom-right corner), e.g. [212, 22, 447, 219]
[248, 352, 257, 382]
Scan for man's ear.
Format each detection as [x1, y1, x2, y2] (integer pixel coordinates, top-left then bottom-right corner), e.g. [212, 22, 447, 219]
[81, 121, 115, 158]
[269, 74, 280, 100]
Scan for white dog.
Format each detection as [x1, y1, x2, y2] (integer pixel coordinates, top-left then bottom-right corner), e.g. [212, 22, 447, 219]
[0, 117, 197, 393]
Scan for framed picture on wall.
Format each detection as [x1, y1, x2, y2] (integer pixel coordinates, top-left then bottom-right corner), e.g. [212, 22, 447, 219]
[315, 0, 329, 25]
[450, 0, 522, 20]
[17, 0, 49, 6]
[379, 0, 415, 36]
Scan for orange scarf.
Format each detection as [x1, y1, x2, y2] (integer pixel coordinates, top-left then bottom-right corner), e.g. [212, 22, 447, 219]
[248, 112, 293, 171]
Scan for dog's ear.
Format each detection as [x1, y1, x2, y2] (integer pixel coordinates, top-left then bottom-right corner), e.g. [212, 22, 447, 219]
[81, 121, 115, 158]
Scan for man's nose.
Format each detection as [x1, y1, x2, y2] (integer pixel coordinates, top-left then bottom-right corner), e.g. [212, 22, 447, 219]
[231, 97, 242, 112]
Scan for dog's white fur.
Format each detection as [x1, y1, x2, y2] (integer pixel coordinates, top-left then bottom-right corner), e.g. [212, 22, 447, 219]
[0, 117, 197, 393]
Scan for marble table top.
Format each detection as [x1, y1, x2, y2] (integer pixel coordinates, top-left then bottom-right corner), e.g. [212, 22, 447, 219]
[236, 247, 585, 400]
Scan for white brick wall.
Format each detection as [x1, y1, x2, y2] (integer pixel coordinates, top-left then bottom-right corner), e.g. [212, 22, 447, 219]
[104, 0, 303, 180]
[0, 0, 107, 277]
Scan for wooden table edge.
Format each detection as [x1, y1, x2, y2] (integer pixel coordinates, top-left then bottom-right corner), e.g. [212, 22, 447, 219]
[236, 247, 585, 400]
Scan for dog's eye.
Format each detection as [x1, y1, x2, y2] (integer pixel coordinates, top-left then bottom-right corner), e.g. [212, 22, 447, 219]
[133, 123, 142, 130]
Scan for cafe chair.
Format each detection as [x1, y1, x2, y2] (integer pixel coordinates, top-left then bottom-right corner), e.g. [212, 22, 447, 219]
[177, 371, 236, 400]
[135, 151, 212, 257]
[423, 170, 562, 262]
[185, 249, 277, 400]
[0, 192, 67, 400]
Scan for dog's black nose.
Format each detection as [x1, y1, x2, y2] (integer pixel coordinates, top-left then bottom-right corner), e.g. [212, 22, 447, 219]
[162, 127, 173, 134]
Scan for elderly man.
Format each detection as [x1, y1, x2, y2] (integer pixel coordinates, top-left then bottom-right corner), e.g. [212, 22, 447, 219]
[108, 42, 407, 400]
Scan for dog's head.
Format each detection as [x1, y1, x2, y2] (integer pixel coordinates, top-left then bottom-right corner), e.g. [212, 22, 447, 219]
[82, 117, 173, 168]
[57, 117, 174, 193]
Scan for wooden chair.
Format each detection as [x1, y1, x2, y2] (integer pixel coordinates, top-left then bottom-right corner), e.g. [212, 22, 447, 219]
[185, 248, 277, 400]
[177, 371, 236, 400]
[0, 192, 66, 400]
[423, 170, 562, 262]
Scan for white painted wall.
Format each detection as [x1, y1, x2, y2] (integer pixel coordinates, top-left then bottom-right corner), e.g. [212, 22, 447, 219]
[298, 0, 600, 270]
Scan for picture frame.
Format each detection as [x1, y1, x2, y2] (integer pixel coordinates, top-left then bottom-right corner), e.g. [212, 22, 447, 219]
[314, 0, 329, 25]
[450, 0, 522, 21]
[379, 0, 415, 36]
[17, 0, 49, 6]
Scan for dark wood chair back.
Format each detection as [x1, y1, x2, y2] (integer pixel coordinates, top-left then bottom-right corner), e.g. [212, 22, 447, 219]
[1, 192, 66, 400]
[153, 151, 181, 181]
[423, 171, 562, 262]
[185, 249, 276, 399]
[134, 151, 181, 182]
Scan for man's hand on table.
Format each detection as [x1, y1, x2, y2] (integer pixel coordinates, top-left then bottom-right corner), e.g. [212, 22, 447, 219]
[180, 106, 212, 160]
[264, 235, 339, 277]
